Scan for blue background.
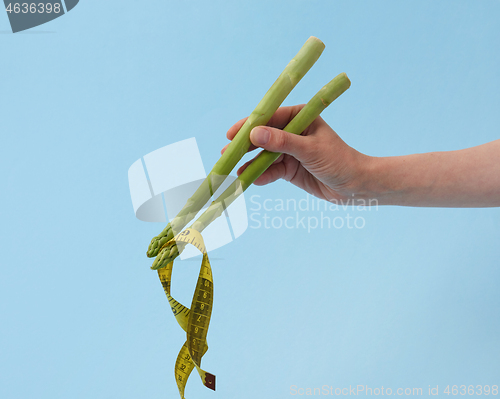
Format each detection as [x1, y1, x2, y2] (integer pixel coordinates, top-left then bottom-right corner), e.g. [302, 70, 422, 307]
[1, 1, 499, 398]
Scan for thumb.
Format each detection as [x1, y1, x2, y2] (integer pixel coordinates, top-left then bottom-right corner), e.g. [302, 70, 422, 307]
[249, 126, 314, 162]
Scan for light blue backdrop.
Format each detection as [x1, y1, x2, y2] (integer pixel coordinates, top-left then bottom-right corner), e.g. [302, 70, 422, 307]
[1, 1, 499, 398]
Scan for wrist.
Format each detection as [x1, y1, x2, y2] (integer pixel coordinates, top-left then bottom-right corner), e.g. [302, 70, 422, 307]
[347, 155, 404, 206]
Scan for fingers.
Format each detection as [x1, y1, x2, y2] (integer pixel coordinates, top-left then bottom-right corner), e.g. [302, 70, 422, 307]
[265, 104, 306, 130]
[237, 152, 284, 188]
[249, 126, 316, 163]
[273, 153, 285, 165]
[252, 163, 288, 186]
[224, 104, 311, 155]
[225, 105, 306, 141]
[226, 117, 248, 140]
[224, 116, 253, 155]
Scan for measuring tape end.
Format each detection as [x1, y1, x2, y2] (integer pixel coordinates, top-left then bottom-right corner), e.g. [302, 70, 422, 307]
[204, 372, 216, 391]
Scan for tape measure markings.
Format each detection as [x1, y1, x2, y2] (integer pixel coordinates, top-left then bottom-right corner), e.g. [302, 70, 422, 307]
[157, 228, 216, 398]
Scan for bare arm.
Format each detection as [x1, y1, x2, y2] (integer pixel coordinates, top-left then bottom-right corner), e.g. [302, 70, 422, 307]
[358, 140, 500, 207]
[224, 105, 500, 208]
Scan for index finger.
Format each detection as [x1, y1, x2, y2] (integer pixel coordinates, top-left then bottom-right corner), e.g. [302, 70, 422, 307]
[226, 116, 248, 140]
[226, 104, 306, 141]
[265, 104, 306, 130]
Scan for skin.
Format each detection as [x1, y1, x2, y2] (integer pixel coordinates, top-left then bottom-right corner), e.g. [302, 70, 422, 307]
[222, 105, 500, 208]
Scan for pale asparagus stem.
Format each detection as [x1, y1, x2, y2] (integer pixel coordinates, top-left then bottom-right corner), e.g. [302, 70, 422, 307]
[147, 37, 325, 258]
[150, 73, 351, 270]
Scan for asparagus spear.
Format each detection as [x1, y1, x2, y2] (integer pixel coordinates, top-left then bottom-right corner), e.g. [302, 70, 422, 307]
[151, 73, 351, 269]
[147, 37, 325, 257]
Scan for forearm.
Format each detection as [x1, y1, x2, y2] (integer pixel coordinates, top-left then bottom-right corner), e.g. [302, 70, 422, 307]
[356, 139, 500, 207]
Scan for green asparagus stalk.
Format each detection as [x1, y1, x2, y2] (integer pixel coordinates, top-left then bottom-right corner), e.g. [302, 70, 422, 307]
[147, 37, 325, 258]
[151, 73, 351, 269]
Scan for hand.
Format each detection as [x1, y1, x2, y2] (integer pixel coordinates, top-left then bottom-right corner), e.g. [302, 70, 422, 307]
[224, 105, 500, 208]
[222, 105, 368, 203]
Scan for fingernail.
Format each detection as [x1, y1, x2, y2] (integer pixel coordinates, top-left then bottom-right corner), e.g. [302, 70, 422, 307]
[250, 127, 270, 145]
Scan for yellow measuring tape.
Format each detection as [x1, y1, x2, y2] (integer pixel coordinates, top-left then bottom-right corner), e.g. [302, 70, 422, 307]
[157, 228, 215, 398]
